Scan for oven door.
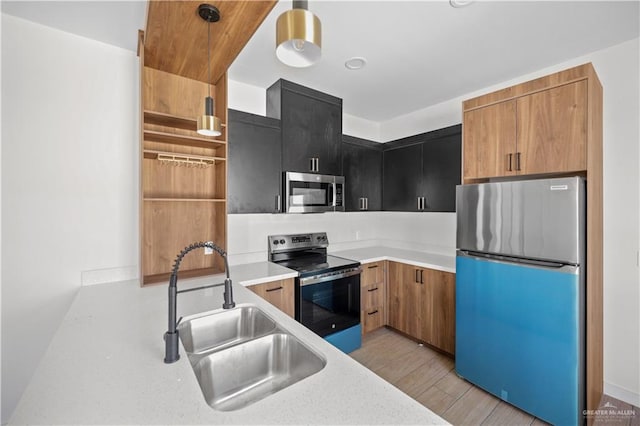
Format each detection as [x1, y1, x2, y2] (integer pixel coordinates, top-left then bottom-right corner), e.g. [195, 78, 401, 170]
[296, 268, 361, 337]
[285, 172, 338, 213]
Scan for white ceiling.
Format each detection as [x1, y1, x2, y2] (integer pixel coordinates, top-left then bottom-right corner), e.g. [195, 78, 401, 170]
[3, 1, 639, 122]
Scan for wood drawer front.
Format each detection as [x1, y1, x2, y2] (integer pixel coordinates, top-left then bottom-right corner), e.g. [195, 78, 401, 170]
[361, 261, 384, 285]
[248, 278, 295, 318]
[362, 305, 385, 334]
[363, 283, 384, 309]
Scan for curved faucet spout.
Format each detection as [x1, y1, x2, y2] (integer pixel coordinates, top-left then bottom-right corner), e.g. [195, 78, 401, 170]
[164, 241, 235, 364]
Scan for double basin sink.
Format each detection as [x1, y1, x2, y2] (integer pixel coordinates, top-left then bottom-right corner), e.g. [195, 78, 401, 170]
[177, 304, 326, 411]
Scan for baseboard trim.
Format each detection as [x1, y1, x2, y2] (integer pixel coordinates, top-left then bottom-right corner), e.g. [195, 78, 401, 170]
[604, 381, 640, 407]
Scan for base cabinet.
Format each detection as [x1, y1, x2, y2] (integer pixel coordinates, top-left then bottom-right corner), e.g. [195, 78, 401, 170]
[248, 278, 295, 318]
[360, 261, 386, 334]
[387, 261, 455, 355]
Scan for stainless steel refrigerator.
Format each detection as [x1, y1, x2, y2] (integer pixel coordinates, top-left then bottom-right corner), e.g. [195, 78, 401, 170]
[455, 177, 585, 425]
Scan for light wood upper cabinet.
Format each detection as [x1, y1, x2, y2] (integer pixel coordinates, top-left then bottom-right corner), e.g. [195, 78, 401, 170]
[248, 279, 295, 318]
[517, 81, 587, 175]
[463, 64, 592, 182]
[463, 101, 516, 179]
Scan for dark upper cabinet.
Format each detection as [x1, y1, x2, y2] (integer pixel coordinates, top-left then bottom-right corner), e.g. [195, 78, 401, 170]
[227, 109, 282, 214]
[383, 141, 423, 211]
[267, 79, 342, 176]
[422, 130, 462, 212]
[383, 124, 461, 212]
[342, 136, 383, 211]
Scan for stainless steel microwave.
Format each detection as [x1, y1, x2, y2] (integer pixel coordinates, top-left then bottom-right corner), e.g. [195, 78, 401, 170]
[284, 172, 345, 213]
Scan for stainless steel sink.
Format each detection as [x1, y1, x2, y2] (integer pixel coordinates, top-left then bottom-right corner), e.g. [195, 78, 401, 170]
[178, 305, 277, 355]
[191, 332, 326, 411]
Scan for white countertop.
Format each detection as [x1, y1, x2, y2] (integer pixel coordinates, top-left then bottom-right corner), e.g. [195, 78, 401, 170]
[9, 261, 448, 425]
[332, 246, 456, 273]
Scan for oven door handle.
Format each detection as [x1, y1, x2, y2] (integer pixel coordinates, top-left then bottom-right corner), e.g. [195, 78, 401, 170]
[298, 267, 362, 287]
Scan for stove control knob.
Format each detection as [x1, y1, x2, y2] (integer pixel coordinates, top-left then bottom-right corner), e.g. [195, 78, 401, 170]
[273, 240, 279, 245]
[279, 239, 285, 245]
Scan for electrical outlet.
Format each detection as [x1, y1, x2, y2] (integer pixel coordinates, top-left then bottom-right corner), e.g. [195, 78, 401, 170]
[204, 242, 214, 255]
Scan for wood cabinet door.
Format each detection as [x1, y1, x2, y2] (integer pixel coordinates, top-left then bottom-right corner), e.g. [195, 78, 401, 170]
[248, 279, 294, 318]
[387, 262, 422, 336]
[426, 269, 456, 355]
[463, 101, 517, 180]
[517, 80, 587, 175]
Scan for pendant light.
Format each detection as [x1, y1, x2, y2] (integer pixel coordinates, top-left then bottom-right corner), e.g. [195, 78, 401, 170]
[197, 4, 222, 137]
[276, 0, 321, 68]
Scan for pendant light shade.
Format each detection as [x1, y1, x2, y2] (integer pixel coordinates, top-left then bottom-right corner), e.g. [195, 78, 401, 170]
[276, 1, 321, 68]
[197, 96, 221, 136]
[196, 4, 222, 137]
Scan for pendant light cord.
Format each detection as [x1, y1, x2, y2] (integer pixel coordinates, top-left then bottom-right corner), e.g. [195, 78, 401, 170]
[207, 21, 211, 98]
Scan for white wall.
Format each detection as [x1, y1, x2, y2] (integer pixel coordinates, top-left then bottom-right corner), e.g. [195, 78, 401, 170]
[228, 38, 640, 406]
[1, 14, 139, 423]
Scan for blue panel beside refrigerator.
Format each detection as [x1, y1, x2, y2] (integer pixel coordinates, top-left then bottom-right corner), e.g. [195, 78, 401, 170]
[455, 177, 586, 426]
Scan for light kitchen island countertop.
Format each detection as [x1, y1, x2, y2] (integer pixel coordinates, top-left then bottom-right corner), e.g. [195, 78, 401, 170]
[9, 261, 448, 425]
[333, 246, 456, 273]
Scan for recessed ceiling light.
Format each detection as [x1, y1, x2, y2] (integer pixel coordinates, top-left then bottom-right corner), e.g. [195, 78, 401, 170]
[449, 0, 474, 8]
[345, 57, 367, 70]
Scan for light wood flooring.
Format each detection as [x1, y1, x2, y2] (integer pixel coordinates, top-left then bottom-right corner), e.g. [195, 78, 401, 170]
[350, 327, 639, 426]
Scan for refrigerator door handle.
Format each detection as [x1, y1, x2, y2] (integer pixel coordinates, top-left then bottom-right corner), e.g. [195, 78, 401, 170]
[457, 250, 579, 273]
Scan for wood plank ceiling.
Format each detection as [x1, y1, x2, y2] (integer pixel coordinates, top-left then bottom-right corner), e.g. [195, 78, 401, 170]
[144, 0, 277, 83]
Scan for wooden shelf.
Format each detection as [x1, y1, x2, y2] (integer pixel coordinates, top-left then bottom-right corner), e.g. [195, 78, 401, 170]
[143, 198, 226, 202]
[143, 129, 226, 149]
[144, 110, 227, 131]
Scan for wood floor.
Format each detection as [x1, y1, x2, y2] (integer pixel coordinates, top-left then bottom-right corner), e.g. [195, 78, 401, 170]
[350, 327, 639, 426]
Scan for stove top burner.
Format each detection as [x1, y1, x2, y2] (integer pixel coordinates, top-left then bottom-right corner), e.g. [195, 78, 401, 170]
[267, 233, 360, 278]
[275, 254, 359, 277]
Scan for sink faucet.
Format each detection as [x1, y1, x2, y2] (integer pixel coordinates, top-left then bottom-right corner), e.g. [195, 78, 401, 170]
[164, 241, 235, 364]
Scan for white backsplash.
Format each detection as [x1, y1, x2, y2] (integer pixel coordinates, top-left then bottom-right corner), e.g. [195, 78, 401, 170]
[227, 211, 456, 264]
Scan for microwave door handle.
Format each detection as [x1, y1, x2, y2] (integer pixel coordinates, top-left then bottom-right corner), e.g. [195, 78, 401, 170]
[331, 182, 337, 207]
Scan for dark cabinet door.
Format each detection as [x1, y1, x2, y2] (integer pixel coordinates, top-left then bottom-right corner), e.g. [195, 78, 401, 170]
[342, 137, 382, 211]
[227, 109, 282, 214]
[420, 130, 462, 212]
[382, 143, 423, 211]
[267, 80, 342, 175]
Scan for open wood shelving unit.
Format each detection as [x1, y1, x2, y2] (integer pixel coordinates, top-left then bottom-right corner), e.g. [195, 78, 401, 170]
[139, 43, 228, 285]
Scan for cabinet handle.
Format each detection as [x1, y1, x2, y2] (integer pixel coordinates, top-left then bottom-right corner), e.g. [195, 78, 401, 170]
[516, 152, 521, 171]
[367, 287, 379, 292]
[367, 265, 378, 269]
[507, 153, 513, 171]
[266, 286, 283, 292]
[417, 197, 421, 211]
[309, 158, 315, 172]
[367, 310, 379, 316]
[275, 195, 281, 213]
[365, 197, 369, 211]
[420, 270, 424, 284]
[415, 269, 420, 283]
[359, 197, 366, 210]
